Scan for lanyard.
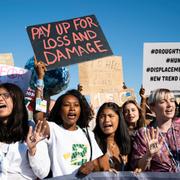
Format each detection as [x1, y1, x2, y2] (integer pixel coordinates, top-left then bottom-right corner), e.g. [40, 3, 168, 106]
[158, 125, 179, 168]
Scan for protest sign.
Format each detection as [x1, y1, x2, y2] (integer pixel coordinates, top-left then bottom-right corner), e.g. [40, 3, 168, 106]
[143, 43, 180, 95]
[0, 64, 31, 93]
[90, 88, 135, 109]
[78, 56, 123, 95]
[27, 15, 113, 70]
[0, 53, 14, 65]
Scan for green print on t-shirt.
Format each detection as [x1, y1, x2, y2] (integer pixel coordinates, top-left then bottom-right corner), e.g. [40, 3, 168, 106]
[71, 144, 87, 165]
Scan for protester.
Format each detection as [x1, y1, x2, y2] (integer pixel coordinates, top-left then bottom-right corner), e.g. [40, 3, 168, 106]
[34, 60, 103, 177]
[93, 102, 131, 171]
[0, 83, 50, 179]
[122, 99, 145, 141]
[139, 86, 156, 126]
[131, 88, 180, 172]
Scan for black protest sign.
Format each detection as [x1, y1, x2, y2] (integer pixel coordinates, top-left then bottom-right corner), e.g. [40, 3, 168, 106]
[26, 15, 113, 70]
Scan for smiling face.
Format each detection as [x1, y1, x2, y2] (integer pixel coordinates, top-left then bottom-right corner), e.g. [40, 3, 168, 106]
[123, 102, 139, 125]
[60, 94, 81, 131]
[0, 88, 13, 123]
[99, 108, 119, 136]
[152, 92, 176, 122]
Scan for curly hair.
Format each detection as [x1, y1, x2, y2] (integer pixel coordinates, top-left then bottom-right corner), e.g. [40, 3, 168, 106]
[122, 100, 145, 129]
[93, 102, 131, 155]
[48, 89, 94, 128]
[0, 83, 29, 143]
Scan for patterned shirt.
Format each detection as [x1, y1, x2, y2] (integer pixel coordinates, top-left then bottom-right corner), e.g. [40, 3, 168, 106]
[131, 120, 180, 172]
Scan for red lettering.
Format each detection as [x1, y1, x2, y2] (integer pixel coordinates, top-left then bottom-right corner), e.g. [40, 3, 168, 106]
[44, 51, 57, 65]
[73, 17, 98, 30]
[86, 43, 97, 53]
[86, 30, 97, 39]
[73, 18, 81, 30]
[56, 22, 71, 35]
[85, 17, 98, 28]
[55, 24, 64, 35]
[63, 35, 71, 46]
[41, 24, 51, 37]
[31, 24, 51, 40]
[77, 46, 89, 56]
[65, 47, 80, 59]
[62, 22, 70, 33]
[94, 40, 108, 52]
[72, 32, 82, 44]
[56, 49, 68, 61]
[43, 38, 57, 50]
[31, 27, 39, 40]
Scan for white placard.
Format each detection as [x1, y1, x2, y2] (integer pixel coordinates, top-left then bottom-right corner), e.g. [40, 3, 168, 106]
[0, 64, 32, 93]
[143, 43, 180, 95]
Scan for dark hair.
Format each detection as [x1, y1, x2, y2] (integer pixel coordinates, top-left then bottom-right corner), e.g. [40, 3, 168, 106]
[48, 89, 93, 128]
[93, 102, 131, 155]
[0, 83, 29, 143]
[122, 100, 145, 129]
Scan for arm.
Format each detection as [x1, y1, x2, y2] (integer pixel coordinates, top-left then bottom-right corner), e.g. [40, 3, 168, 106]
[33, 57, 50, 137]
[77, 154, 110, 175]
[27, 121, 50, 178]
[139, 86, 147, 114]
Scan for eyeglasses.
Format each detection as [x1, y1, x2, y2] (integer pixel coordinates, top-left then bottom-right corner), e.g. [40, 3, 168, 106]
[0, 93, 11, 99]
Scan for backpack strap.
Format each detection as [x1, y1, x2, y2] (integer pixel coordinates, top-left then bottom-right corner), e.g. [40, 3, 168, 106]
[82, 127, 92, 161]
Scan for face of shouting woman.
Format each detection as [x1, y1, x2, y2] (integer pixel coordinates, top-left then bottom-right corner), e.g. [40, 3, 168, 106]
[60, 95, 81, 131]
[0, 88, 13, 124]
[99, 108, 119, 136]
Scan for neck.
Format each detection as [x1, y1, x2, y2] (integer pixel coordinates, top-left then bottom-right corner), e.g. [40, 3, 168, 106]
[157, 118, 172, 133]
[128, 122, 137, 130]
[106, 134, 115, 145]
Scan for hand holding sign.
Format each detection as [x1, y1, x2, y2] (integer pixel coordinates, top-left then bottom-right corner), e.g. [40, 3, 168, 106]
[34, 56, 47, 79]
[25, 57, 69, 97]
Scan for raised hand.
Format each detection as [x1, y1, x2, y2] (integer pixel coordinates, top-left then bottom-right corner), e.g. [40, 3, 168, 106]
[34, 56, 47, 79]
[145, 127, 163, 157]
[139, 85, 146, 99]
[26, 121, 47, 156]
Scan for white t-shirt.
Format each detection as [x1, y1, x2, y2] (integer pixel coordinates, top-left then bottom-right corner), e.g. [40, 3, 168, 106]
[47, 122, 103, 177]
[0, 140, 50, 180]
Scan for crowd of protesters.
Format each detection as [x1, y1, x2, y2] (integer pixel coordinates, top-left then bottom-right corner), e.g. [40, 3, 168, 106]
[0, 57, 179, 179]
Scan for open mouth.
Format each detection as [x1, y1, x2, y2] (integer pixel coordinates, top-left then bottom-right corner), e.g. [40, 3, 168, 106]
[103, 124, 112, 128]
[0, 104, 6, 109]
[67, 112, 77, 119]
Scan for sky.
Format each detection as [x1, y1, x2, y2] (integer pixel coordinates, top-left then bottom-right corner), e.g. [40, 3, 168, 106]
[0, 0, 180, 101]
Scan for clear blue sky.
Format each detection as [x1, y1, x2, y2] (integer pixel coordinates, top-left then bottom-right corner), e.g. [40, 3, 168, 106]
[1, 0, 180, 100]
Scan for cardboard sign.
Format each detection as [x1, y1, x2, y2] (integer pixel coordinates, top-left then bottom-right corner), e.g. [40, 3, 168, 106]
[78, 56, 123, 95]
[90, 88, 135, 109]
[0, 64, 31, 93]
[26, 15, 113, 70]
[143, 43, 180, 95]
[0, 53, 14, 66]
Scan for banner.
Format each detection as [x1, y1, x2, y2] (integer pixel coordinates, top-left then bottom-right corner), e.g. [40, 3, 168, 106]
[0, 64, 31, 93]
[46, 171, 180, 180]
[143, 43, 180, 95]
[27, 15, 113, 70]
[78, 56, 123, 95]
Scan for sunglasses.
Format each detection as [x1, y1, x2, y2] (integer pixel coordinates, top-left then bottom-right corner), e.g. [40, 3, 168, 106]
[0, 92, 11, 99]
